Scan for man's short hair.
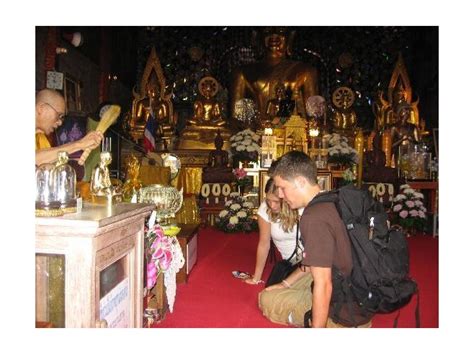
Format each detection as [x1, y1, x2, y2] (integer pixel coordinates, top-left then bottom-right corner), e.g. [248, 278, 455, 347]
[270, 151, 317, 184]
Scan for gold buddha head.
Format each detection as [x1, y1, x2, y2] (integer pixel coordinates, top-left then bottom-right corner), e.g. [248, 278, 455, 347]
[254, 27, 295, 58]
[214, 130, 224, 151]
[393, 80, 408, 105]
[145, 73, 161, 98]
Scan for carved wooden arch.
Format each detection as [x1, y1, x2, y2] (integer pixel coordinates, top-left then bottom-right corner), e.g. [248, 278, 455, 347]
[138, 46, 173, 124]
[388, 52, 413, 105]
[140, 47, 166, 97]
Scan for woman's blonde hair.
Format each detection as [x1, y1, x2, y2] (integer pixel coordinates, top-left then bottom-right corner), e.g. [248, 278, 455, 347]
[265, 178, 298, 232]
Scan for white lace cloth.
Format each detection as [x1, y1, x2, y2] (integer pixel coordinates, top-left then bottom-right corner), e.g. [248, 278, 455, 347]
[164, 238, 185, 312]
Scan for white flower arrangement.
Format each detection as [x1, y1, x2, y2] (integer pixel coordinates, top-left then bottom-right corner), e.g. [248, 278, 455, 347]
[215, 193, 257, 233]
[325, 133, 359, 166]
[341, 168, 356, 185]
[229, 129, 261, 162]
[390, 184, 427, 233]
[230, 203, 242, 210]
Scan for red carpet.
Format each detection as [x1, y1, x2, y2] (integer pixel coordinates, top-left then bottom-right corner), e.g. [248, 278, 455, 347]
[154, 227, 438, 328]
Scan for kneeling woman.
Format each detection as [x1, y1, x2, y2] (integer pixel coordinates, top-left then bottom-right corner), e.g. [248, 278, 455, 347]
[244, 178, 302, 285]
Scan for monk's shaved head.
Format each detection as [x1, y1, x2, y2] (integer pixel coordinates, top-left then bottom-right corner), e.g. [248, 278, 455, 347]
[36, 88, 64, 105]
[35, 89, 66, 135]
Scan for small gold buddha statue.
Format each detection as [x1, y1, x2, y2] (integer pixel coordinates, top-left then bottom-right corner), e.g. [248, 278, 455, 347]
[373, 54, 420, 131]
[189, 76, 226, 127]
[125, 47, 175, 144]
[265, 82, 295, 126]
[122, 154, 143, 201]
[331, 86, 357, 134]
[230, 27, 319, 125]
[389, 103, 420, 168]
[134, 79, 173, 138]
[90, 151, 114, 197]
[202, 130, 235, 183]
[178, 76, 232, 150]
[385, 81, 411, 126]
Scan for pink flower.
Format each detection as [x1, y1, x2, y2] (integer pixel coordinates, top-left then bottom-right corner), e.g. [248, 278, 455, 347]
[399, 210, 408, 219]
[419, 210, 426, 218]
[159, 250, 173, 270]
[409, 210, 419, 217]
[393, 204, 402, 212]
[233, 168, 247, 179]
[405, 200, 415, 208]
[154, 224, 165, 239]
[146, 262, 158, 289]
[153, 246, 164, 260]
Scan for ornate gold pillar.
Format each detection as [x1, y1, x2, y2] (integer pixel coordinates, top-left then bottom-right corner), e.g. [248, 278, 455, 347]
[382, 130, 393, 168]
[354, 129, 364, 188]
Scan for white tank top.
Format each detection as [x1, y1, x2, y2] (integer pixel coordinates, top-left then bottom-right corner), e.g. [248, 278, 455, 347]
[257, 201, 304, 260]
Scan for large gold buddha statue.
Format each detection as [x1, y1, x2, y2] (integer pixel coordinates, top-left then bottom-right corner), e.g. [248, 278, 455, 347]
[178, 76, 232, 150]
[125, 47, 174, 144]
[230, 27, 319, 126]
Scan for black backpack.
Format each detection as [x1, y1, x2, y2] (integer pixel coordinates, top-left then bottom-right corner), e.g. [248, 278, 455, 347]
[303, 184, 419, 327]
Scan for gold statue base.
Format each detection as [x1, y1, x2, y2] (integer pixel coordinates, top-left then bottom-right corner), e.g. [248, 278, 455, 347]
[177, 125, 232, 150]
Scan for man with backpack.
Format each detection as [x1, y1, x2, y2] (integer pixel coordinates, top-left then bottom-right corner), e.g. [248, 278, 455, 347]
[259, 150, 373, 327]
[259, 150, 418, 327]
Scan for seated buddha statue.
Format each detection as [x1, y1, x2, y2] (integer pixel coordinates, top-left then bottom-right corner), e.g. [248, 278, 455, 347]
[266, 83, 296, 127]
[90, 151, 114, 197]
[375, 80, 419, 131]
[189, 76, 226, 127]
[230, 27, 319, 126]
[137, 81, 173, 137]
[128, 71, 174, 145]
[331, 86, 357, 135]
[178, 76, 232, 150]
[202, 130, 235, 183]
[389, 103, 420, 168]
